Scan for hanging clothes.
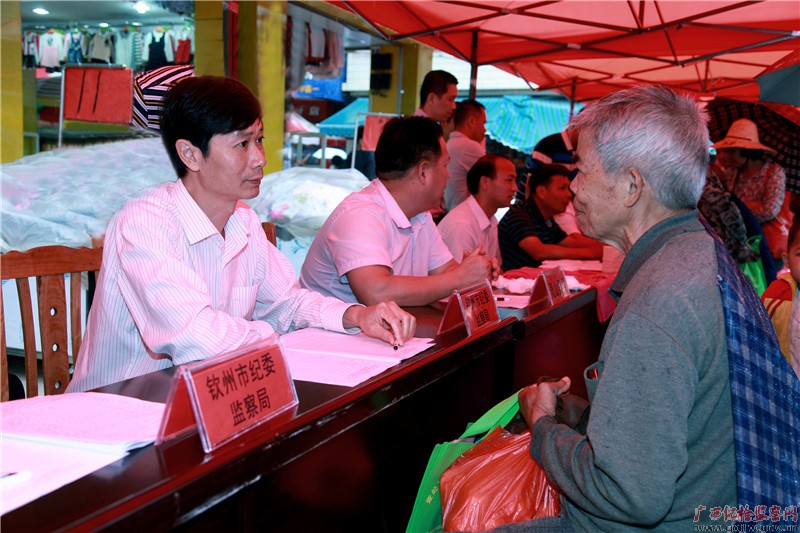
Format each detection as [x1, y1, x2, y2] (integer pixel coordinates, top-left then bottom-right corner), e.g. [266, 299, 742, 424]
[305, 23, 328, 67]
[143, 30, 175, 70]
[180, 25, 195, 54]
[132, 31, 143, 68]
[88, 31, 114, 63]
[22, 31, 39, 69]
[175, 37, 191, 64]
[174, 25, 194, 65]
[39, 31, 63, 68]
[65, 31, 87, 64]
[305, 25, 344, 78]
[114, 28, 139, 67]
[147, 32, 168, 70]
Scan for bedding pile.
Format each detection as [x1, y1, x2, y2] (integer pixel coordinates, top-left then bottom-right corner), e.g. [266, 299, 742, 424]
[1, 138, 368, 267]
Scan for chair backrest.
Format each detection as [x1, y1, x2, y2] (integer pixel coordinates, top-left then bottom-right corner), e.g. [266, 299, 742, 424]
[1, 246, 103, 401]
[262, 221, 277, 246]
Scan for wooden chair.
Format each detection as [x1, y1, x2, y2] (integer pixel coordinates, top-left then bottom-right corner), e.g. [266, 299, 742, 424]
[262, 221, 277, 246]
[1, 245, 103, 401]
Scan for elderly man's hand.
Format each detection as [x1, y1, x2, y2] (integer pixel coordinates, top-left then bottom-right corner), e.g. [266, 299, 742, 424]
[519, 376, 571, 429]
[343, 301, 417, 346]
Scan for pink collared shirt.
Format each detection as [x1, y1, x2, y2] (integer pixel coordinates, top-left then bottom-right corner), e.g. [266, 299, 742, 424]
[438, 195, 501, 264]
[68, 179, 353, 392]
[300, 179, 453, 303]
[444, 131, 485, 211]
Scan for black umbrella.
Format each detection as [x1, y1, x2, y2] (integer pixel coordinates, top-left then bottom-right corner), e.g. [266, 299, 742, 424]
[131, 64, 194, 131]
[707, 98, 800, 194]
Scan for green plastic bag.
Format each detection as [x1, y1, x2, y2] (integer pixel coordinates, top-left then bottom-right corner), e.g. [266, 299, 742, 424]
[739, 235, 767, 296]
[406, 392, 521, 533]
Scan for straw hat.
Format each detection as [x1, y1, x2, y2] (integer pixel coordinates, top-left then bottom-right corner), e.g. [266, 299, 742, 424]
[711, 118, 776, 154]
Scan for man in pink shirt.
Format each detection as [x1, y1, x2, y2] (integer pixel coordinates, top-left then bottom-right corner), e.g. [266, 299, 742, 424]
[412, 70, 458, 139]
[68, 76, 415, 393]
[443, 99, 487, 211]
[300, 116, 499, 307]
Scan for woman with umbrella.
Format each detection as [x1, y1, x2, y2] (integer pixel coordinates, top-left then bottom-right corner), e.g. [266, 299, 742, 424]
[711, 118, 790, 259]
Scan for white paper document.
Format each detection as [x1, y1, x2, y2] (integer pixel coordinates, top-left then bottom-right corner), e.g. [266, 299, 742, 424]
[280, 329, 434, 387]
[0, 392, 166, 515]
[1, 438, 127, 515]
[0, 392, 166, 454]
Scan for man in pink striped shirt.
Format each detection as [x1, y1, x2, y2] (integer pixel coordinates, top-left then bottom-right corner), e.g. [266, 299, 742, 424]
[68, 77, 415, 392]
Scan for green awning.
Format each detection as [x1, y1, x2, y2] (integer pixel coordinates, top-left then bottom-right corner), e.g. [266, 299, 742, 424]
[318, 95, 582, 155]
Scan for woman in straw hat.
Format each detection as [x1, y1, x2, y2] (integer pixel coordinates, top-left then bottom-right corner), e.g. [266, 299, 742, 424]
[711, 118, 789, 258]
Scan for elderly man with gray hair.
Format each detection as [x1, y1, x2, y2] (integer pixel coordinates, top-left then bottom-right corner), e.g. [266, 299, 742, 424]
[506, 85, 799, 532]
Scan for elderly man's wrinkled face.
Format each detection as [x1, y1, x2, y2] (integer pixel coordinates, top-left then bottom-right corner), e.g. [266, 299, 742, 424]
[571, 135, 627, 247]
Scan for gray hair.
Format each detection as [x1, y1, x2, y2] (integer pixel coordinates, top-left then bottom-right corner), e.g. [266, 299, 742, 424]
[569, 84, 709, 210]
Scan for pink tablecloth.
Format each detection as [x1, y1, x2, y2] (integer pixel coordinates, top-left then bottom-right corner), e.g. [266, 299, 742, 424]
[504, 267, 617, 323]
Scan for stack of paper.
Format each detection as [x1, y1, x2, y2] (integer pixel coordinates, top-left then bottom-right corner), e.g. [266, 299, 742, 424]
[1, 392, 165, 515]
[280, 329, 434, 387]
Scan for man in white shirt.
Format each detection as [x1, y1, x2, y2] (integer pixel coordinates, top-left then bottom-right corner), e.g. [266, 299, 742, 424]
[68, 76, 415, 393]
[439, 154, 517, 267]
[300, 116, 499, 307]
[443, 99, 487, 211]
[412, 70, 458, 139]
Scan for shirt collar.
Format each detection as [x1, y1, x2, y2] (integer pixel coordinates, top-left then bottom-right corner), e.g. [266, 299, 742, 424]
[374, 179, 418, 230]
[172, 179, 248, 246]
[466, 195, 493, 230]
[609, 210, 702, 301]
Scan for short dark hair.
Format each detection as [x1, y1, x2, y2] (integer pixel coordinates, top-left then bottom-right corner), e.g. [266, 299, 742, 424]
[161, 76, 262, 178]
[420, 70, 458, 107]
[454, 99, 485, 128]
[375, 116, 443, 181]
[529, 163, 571, 191]
[467, 154, 503, 195]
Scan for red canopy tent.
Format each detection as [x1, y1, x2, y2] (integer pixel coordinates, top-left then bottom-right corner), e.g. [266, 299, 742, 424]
[326, 0, 799, 103]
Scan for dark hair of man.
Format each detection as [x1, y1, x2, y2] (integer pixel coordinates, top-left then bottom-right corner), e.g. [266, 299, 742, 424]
[161, 76, 262, 178]
[466, 154, 503, 195]
[740, 148, 766, 162]
[529, 163, 571, 192]
[454, 99, 485, 128]
[375, 116, 443, 181]
[419, 70, 458, 107]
